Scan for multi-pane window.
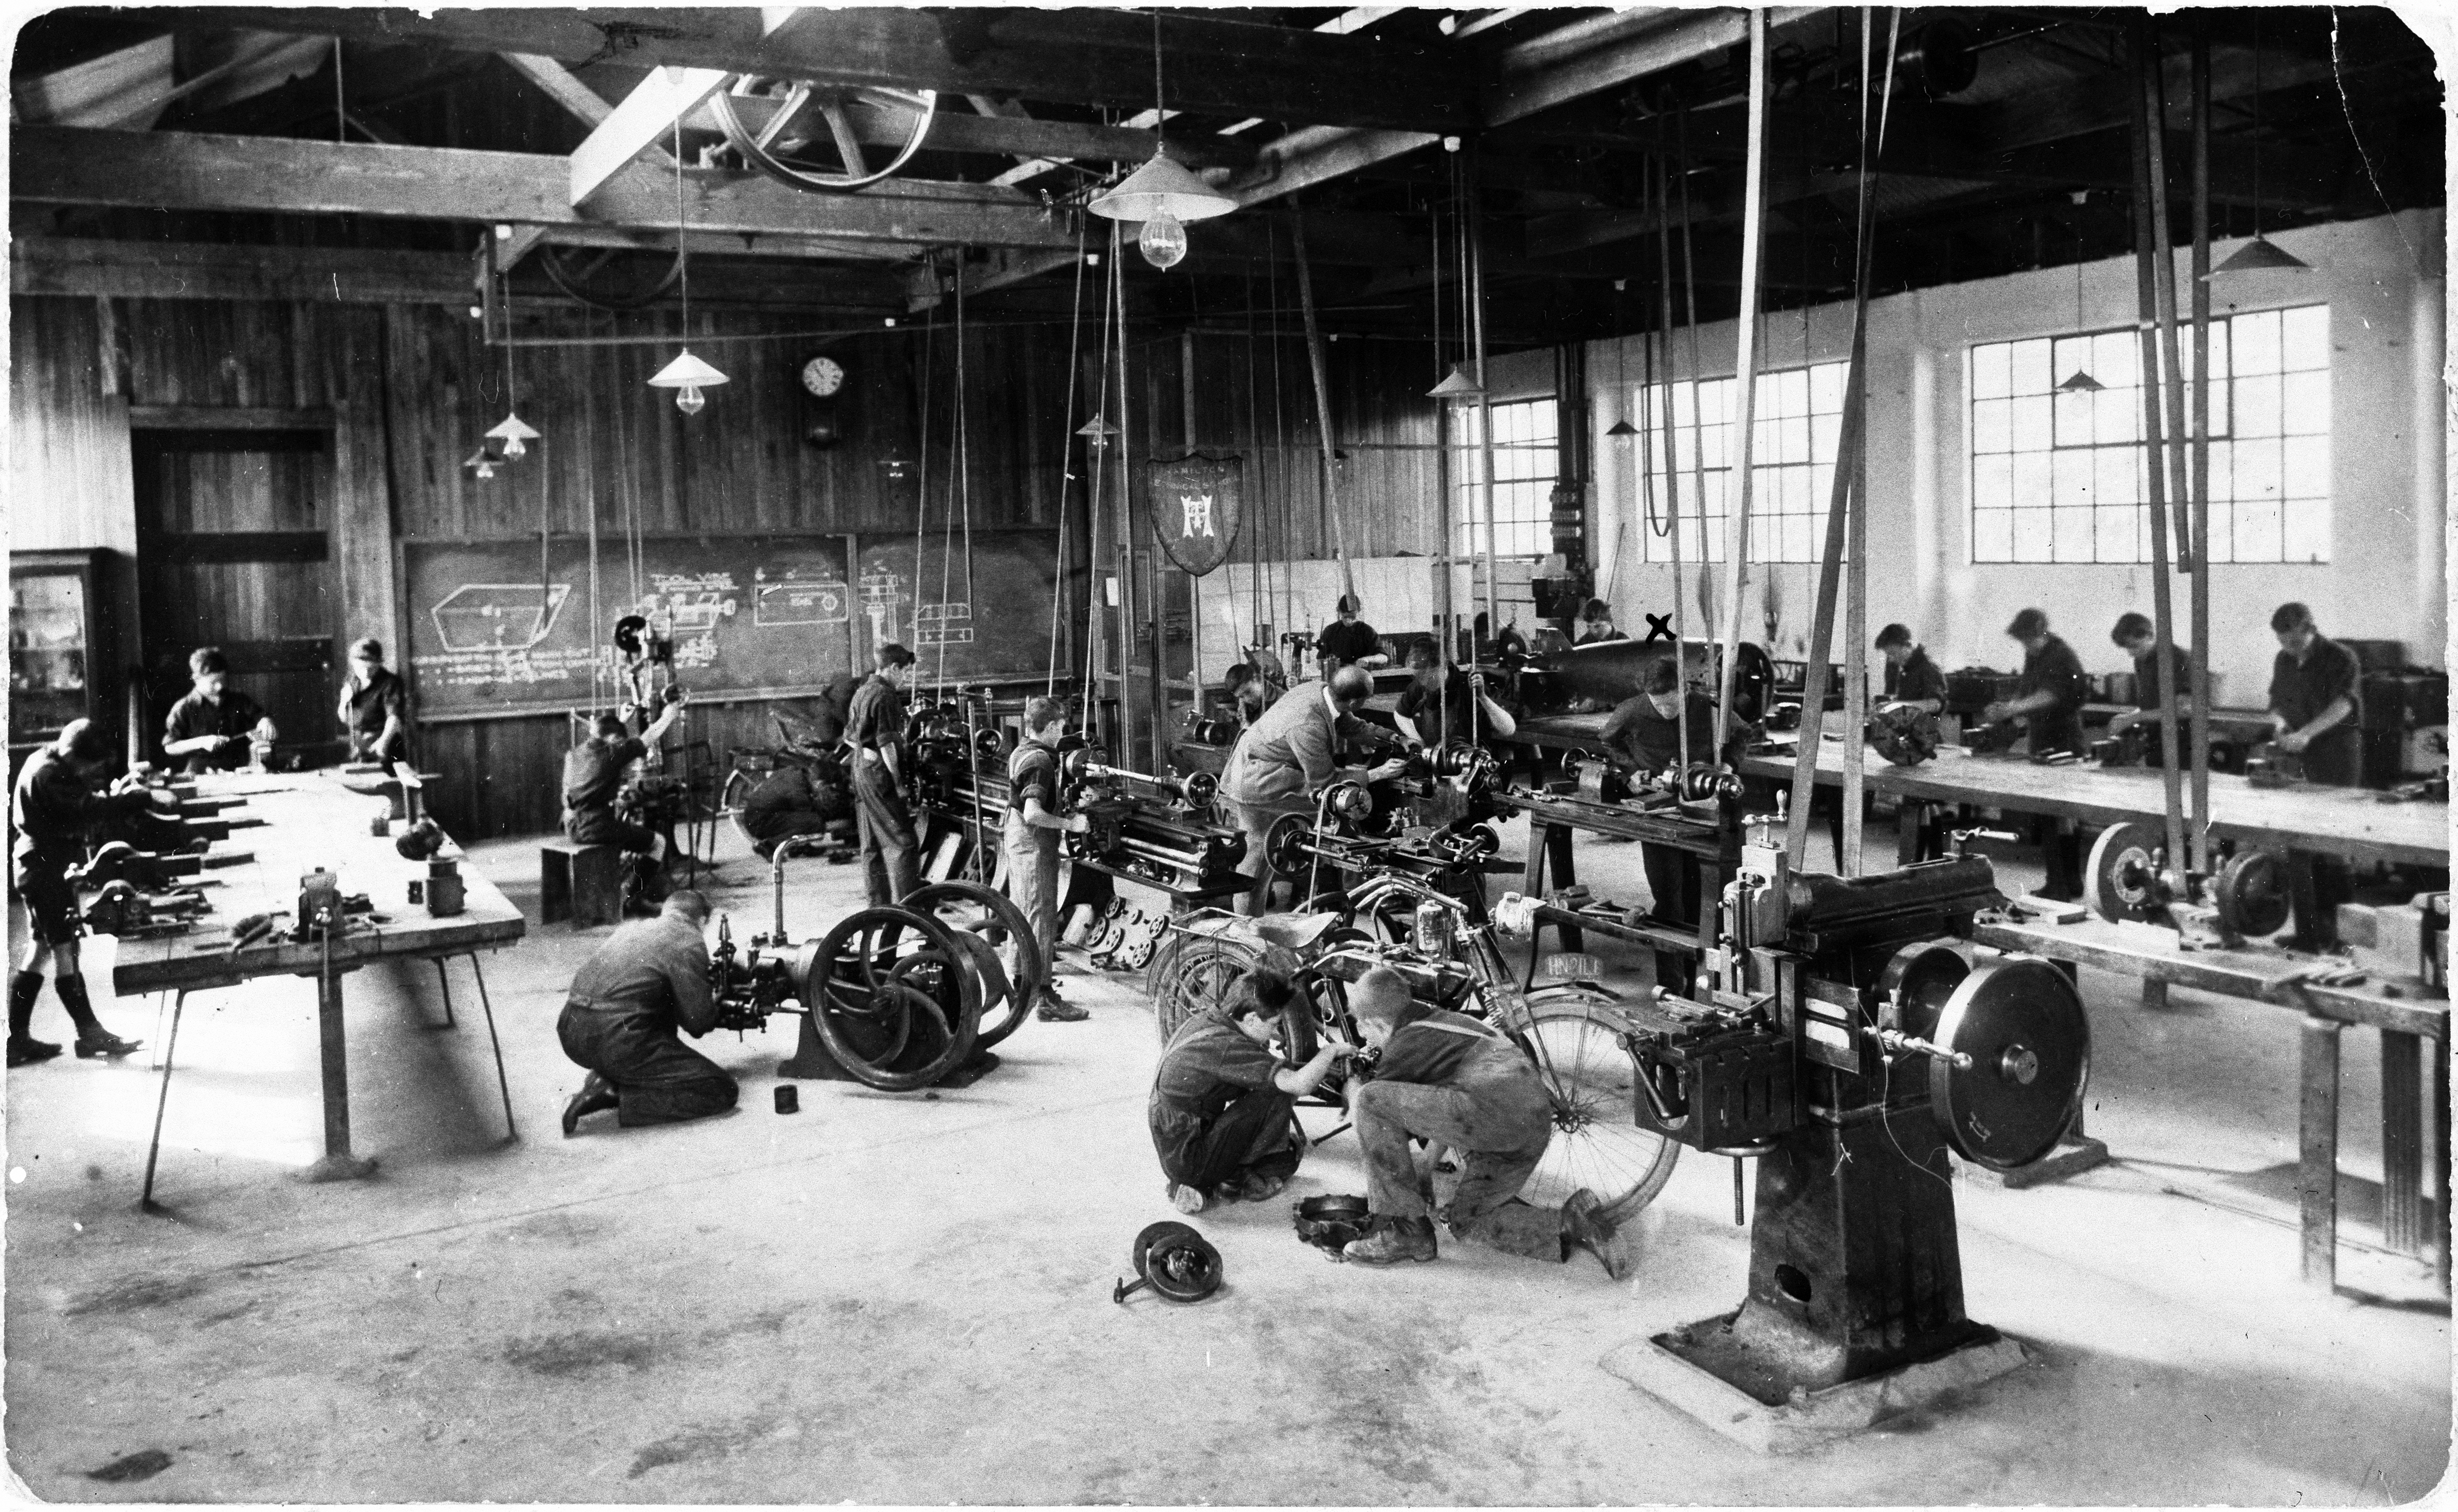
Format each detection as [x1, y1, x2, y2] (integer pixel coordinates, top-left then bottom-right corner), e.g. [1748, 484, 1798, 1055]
[1632, 362, 1848, 563]
[1969, 304, 2330, 565]
[1449, 399, 1558, 558]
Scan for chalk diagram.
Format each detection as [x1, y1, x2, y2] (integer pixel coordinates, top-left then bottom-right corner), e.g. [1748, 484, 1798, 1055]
[431, 583, 572, 652]
[914, 600, 975, 647]
[753, 565, 850, 628]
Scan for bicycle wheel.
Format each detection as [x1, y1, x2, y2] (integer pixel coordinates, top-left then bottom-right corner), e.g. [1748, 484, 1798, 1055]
[907, 879, 1042, 1051]
[721, 766, 758, 816]
[810, 906, 981, 1092]
[1146, 931, 1259, 1044]
[1516, 989, 1680, 1225]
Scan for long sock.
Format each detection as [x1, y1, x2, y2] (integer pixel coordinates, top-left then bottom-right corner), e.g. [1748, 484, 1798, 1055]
[52, 974, 103, 1038]
[9, 971, 42, 1040]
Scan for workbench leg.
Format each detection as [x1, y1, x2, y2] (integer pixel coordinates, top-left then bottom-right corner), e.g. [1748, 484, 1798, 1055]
[468, 957, 517, 1142]
[2381, 1029, 2424, 1257]
[2436, 1040, 2451, 1294]
[432, 957, 458, 1029]
[1521, 819, 1549, 896]
[2299, 1015, 2342, 1291]
[1897, 801, 1928, 868]
[139, 991, 190, 1213]
[2141, 979, 2170, 1012]
[1542, 823, 1583, 953]
[299, 968, 378, 1184]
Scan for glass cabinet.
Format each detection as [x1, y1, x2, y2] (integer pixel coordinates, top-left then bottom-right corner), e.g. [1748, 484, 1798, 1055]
[10, 549, 117, 764]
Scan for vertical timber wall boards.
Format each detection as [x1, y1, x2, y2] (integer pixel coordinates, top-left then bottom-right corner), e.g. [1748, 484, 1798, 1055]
[1590, 209, 2447, 698]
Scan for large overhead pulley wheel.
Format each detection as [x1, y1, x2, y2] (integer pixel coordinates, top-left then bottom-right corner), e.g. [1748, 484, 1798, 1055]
[2214, 849, 2293, 939]
[906, 879, 1043, 1051]
[708, 79, 938, 192]
[1515, 990, 1682, 1223]
[2085, 820, 2168, 924]
[1927, 955, 2091, 1170]
[537, 243, 684, 311]
[809, 906, 982, 1092]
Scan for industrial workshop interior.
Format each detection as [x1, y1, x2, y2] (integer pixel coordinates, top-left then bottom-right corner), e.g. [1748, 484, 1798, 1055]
[2, 1, 2449, 1503]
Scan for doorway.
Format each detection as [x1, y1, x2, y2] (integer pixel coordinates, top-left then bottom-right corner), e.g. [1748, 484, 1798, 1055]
[130, 427, 341, 766]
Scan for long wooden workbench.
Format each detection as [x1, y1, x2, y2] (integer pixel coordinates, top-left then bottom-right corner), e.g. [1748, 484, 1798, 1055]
[1972, 911, 2449, 1294]
[1511, 713, 2449, 868]
[107, 771, 526, 1189]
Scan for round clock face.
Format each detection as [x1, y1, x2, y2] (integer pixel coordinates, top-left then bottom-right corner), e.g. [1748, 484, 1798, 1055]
[801, 355, 846, 398]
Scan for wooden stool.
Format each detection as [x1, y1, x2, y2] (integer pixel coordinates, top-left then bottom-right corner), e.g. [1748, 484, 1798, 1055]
[540, 840, 623, 927]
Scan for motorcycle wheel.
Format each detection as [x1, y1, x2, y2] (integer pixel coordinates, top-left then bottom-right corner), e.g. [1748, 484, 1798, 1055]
[1515, 990, 1681, 1225]
[1147, 932, 1260, 1045]
[906, 879, 1043, 1050]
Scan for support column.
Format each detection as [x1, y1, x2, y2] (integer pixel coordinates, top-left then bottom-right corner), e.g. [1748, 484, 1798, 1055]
[2299, 1015, 2343, 1289]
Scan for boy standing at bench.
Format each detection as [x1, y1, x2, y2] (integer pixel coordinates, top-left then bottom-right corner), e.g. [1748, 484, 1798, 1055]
[1003, 697, 1091, 1022]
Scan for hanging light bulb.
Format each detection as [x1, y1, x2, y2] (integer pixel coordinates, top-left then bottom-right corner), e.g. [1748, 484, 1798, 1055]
[1138, 209, 1189, 271]
[2056, 229, 2102, 393]
[486, 411, 540, 458]
[1077, 413, 1121, 451]
[648, 350, 730, 416]
[463, 444, 503, 481]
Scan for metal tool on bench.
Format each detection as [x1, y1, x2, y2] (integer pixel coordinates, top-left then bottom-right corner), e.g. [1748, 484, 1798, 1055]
[2084, 821, 2297, 948]
[82, 880, 211, 939]
[1630, 801, 2090, 1405]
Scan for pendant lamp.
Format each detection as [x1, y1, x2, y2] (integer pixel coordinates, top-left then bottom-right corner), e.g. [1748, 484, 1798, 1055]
[1427, 362, 1484, 403]
[486, 412, 541, 457]
[648, 116, 728, 412]
[2056, 226, 2104, 392]
[1077, 413, 1121, 450]
[2204, 15, 2311, 280]
[1087, 13, 1236, 269]
[463, 443, 505, 481]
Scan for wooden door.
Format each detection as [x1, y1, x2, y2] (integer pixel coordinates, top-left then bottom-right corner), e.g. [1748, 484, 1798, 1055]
[132, 428, 342, 765]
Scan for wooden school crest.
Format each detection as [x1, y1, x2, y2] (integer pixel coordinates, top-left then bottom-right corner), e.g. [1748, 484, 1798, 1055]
[1148, 452, 1244, 577]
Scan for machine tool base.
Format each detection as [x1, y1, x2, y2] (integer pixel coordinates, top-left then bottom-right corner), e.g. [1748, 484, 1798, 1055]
[294, 1153, 380, 1184]
[775, 1013, 1005, 1090]
[1603, 1319, 2029, 1455]
[1961, 1134, 2110, 1191]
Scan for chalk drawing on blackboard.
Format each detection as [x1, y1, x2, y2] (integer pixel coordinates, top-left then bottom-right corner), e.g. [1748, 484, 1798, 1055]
[859, 571, 906, 650]
[754, 580, 850, 627]
[914, 601, 975, 646]
[432, 583, 572, 653]
[644, 572, 740, 632]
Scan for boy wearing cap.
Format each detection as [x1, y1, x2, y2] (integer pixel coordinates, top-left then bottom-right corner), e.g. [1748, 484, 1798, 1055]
[336, 638, 409, 763]
[1315, 596, 1388, 674]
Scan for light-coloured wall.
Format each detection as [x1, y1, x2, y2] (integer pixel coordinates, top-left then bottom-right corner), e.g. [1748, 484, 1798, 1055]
[1587, 209, 2447, 701]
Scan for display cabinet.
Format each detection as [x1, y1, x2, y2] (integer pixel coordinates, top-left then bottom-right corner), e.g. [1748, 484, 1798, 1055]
[10, 549, 120, 767]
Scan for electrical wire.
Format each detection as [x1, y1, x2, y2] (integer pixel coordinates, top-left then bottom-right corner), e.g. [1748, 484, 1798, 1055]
[1047, 217, 1089, 697]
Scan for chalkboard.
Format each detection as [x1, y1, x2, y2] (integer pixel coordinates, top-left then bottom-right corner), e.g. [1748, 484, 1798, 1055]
[403, 534, 860, 719]
[854, 530, 1064, 686]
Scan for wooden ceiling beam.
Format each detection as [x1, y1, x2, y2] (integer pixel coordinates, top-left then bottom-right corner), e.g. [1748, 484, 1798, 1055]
[180, 7, 1478, 133]
[12, 235, 473, 304]
[13, 126, 1083, 249]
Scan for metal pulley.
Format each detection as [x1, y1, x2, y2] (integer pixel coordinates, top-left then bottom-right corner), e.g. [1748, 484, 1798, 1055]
[2085, 820, 2171, 923]
[1425, 823, 1500, 869]
[2214, 848, 2292, 939]
[1924, 956, 2091, 1170]
[1867, 706, 1942, 767]
[1676, 763, 1742, 804]
[1263, 813, 1317, 877]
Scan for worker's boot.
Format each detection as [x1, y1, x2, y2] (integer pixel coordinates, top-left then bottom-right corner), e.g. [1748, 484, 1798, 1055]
[562, 1073, 619, 1137]
[57, 976, 140, 1059]
[1343, 1214, 1438, 1266]
[1560, 1188, 1633, 1280]
[7, 971, 60, 1067]
[1033, 986, 1088, 1023]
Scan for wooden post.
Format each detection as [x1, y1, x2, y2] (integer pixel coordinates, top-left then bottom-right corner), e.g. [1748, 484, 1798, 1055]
[2128, 23, 2190, 901]
[2188, 23, 2215, 874]
[2382, 1029, 2424, 1256]
[1712, 10, 1770, 756]
[2299, 1014, 2342, 1289]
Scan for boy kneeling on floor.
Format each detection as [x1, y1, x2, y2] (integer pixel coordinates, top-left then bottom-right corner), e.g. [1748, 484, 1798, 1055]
[1148, 948, 1354, 1214]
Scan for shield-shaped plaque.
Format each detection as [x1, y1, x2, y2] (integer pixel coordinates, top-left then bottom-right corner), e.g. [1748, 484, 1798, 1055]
[1148, 452, 1244, 577]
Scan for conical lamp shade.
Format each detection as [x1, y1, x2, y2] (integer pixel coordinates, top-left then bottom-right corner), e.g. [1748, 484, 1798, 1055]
[1427, 362, 1485, 402]
[2056, 370, 2105, 393]
[2204, 234, 2310, 278]
[1076, 414, 1120, 440]
[648, 349, 731, 389]
[1605, 417, 1639, 437]
[1089, 151, 1236, 223]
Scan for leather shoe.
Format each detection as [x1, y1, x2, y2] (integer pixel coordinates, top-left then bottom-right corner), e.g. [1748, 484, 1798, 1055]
[73, 1033, 141, 1059]
[561, 1074, 618, 1136]
[1034, 991, 1089, 1022]
[7, 1036, 62, 1068]
[1343, 1215, 1438, 1265]
[1560, 1188, 1632, 1279]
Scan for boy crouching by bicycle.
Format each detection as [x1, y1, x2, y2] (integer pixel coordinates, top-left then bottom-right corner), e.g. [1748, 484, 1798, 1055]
[1342, 967, 1629, 1277]
[1148, 950, 1355, 1214]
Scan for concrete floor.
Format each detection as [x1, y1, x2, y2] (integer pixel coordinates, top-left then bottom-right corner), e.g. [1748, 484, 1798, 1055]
[5, 812, 2448, 1504]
